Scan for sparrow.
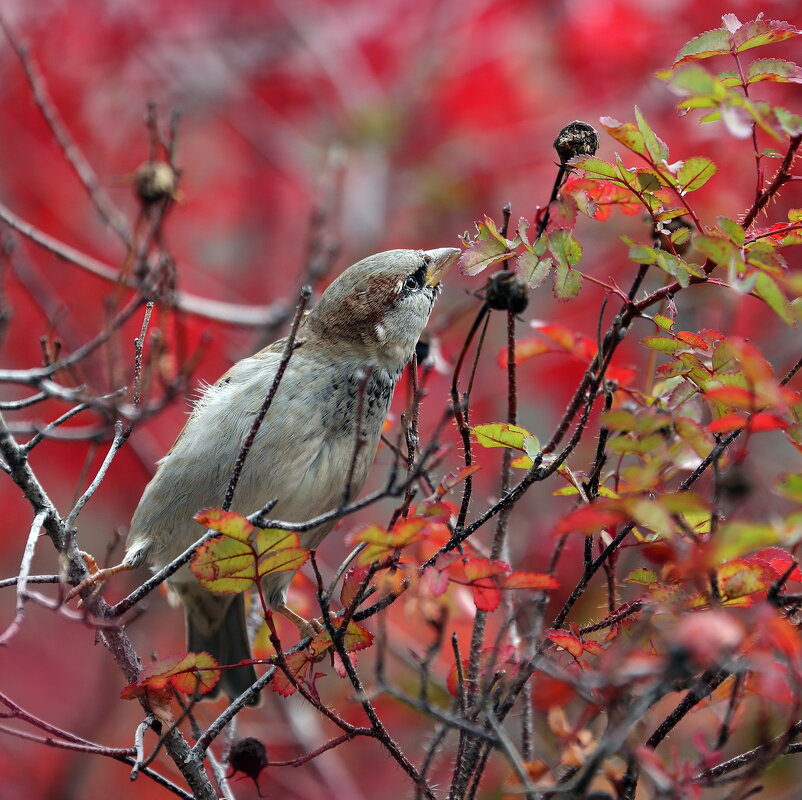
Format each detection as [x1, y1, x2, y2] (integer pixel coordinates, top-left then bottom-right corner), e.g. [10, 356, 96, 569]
[124, 247, 458, 702]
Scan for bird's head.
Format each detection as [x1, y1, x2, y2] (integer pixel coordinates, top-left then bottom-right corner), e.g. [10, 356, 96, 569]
[307, 248, 459, 371]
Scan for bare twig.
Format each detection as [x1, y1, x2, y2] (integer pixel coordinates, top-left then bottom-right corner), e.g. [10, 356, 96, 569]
[0, 509, 47, 645]
[222, 285, 311, 511]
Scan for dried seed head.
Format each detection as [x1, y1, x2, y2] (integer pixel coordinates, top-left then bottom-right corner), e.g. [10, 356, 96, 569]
[485, 270, 529, 314]
[227, 737, 268, 785]
[553, 121, 599, 164]
[134, 160, 179, 204]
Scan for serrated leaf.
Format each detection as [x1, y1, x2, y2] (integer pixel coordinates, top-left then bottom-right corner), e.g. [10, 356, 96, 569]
[754, 272, 794, 325]
[732, 18, 801, 54]
[309, 620, 374, 657]
[676, 331, 710, 350]
[516, 250, 552, 288]
[641, 336, 685, 353]
[653, 314, 675, 332]
[670, 227, 691, 247]
[635, 106, 669, 163]
[340, 565, 371, 609]
[599, 116, 645, 155]
[674, 27, 732, 63]
[256, 530, 309, 578]
[553, 262, 582, 300]
[121, 652, 221, 699]
[523, 435, 541, 459]
[458, 240, 513, 276]
[747, 57, 802, 84]
[546, 629, 584, 658]
[695, 235, 737, 266]
[549, 230, 583, 267]
[676, 156, 717, 191]
[571, 156, 620, 180]
[472, 422, 531, 450]
[717, 217, 745, 246]
[195, 509, 254, 541]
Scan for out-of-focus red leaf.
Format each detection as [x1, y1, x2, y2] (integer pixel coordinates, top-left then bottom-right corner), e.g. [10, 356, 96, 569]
[502, 572, 559, 591]
[554, 502, 628, 537]
[755, 547, 802, 582]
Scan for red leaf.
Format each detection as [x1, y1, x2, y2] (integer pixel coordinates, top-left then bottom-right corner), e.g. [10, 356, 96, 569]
[502, 572, 560, 590]
[272, 651, 310, 697]
[708, 413, 748, 433]
[499, 338, 551, 368]
[704, 386, 756, 408]
[530, 672, 576, 710]
[120, 652, 221, 700]
[676, 331, 710, 350]
[340, 565, 372, 609]
[755, 548, 802, 582]
[554, 503, 627, 537]
[750, 412, 789, 431]
[545, 629, 584, 658]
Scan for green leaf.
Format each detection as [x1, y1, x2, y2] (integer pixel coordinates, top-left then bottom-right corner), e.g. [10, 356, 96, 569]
[634, 106, 669, 163]
[515, 250, 552, 288]
[459, 217, 515, 276]
[676, 156, 717, 191]
[553, 261, 582, 300]
[626, 568, 658, 585]
[523, 435, 541, 459]
[732, 18, 801, 54]
[600, 409, 638, 431]
[571, 157, 620, 180]
[255, 529, 310, 578]
[775, 107, 802, 136]
[549, 230, 582, 267]
[753, 272, 794, 325]
[653, 314, 675, 332]
[775, 473, 802, 503]
[655, 251, 691, 287]
[598, 116, 644, 155]
[669, 226, 690, 247]
[714, 521, 779, 562]
[636, 169, 664, 192]
[472, 423, 531, 450]
[716, 217, 745, 246]
[695, 235, 737, 266]
[195, 509, 254, 541]
[626, 241, 657, 265]
[641, 336, 685, 353]
[626, 498, 674, 537]
[747, 58, 802, 84]
[664, 64, 723, 96]
[674, 27, 732, 63]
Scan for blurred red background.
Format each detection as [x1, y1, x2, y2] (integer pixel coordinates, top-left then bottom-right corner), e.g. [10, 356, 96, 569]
[0, 1, 800, 798]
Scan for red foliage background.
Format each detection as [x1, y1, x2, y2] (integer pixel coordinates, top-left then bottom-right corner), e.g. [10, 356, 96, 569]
[0, 1, 800, 798]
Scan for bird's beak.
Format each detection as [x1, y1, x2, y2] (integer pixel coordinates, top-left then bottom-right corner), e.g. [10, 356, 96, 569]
[424, 248, 460, 287]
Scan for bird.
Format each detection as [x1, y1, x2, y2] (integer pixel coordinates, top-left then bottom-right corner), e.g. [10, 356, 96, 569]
[123, 247, 458, 702]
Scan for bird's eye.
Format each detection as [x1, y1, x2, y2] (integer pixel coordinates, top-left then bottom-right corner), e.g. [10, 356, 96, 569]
[403, 264, 428, 293]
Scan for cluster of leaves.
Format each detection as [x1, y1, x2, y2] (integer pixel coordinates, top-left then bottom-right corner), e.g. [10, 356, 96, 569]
[452, 14, 802, 797]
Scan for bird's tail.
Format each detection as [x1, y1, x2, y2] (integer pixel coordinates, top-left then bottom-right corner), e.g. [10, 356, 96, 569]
[180, 587, 260, 705]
